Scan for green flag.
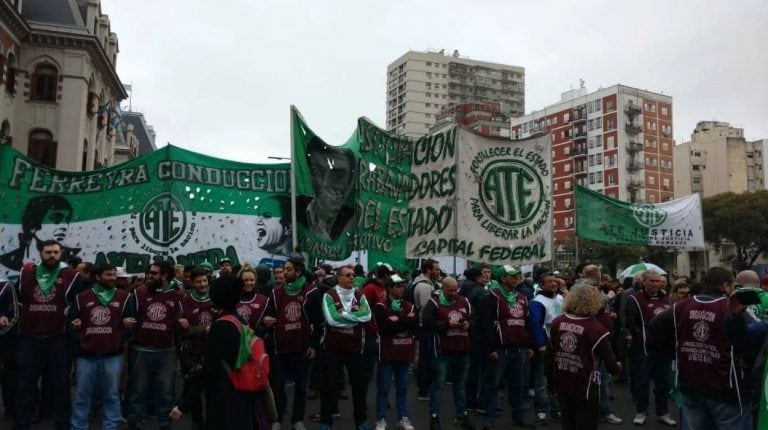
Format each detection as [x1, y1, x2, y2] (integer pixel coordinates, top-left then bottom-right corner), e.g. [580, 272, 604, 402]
[574, 185, 704, 247]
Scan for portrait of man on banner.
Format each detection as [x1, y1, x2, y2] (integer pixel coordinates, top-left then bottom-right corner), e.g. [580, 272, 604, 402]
[254, 195, 293, 256]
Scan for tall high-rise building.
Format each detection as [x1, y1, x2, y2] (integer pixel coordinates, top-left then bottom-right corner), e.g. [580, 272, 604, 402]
[511, 85, 674, 244]
[386, 49, 524, 137]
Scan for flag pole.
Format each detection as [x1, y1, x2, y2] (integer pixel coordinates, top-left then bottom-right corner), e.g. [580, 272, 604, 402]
[289, 106, 298, 254]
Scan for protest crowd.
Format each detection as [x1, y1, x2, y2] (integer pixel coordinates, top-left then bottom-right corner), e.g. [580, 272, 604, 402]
[1, 240, 767, 430]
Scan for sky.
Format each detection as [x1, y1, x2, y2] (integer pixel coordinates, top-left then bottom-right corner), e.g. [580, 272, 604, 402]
[106, 0, 768, 163]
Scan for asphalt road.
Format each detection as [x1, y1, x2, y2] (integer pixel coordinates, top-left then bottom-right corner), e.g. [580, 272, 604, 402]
[2, 377, 678, 429]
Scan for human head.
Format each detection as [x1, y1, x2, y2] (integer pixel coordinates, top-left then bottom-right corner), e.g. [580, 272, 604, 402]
[210, 275, 243, 311]
[375, 262, 394, 283]
[199, 260, 214, 276]
[306, 136, 356, 218]
[601, 274, 613, 288]
[240, 268, 257, 292]
[67, 256, 82, 269]
[354, 264, 365, 277]
[174, 264, 184, 282]
[273, 266, 285, 283]
[115, 267, 133, 289]
[40, 239, 62, 269]
[183, 264, 195, 288]
[479, 265, 491, 285]
[255, 196, 292, 252]
[148, 261, 174, 290]
[735, 270, 760, 289]
[563, 282, 603, 317]
[218, 258, 233, 276]
[190, 268, 208, 293]
[582, 264, 601, 285]
[255, 264, 272, 288]
[77, 261, 94, 283]
[440, 276, 459, 300]
[539, 271, 558, 293]
[23, 195, 73, 245]
[93, 264, 117, 289]
[641, 271, 665, 295]
[336, 265, 355, 289]
[284, 256, 305, 282]
[387, 274, 407, 299]
[421, 259, 441, 281]
[702, 267, 734, 295]
[670, 279, 691, 303]
[499, 265, 522, 290]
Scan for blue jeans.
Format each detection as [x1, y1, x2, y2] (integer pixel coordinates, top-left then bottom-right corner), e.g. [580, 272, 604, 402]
[71, 355, 124, 430]
[429, 352, 469, 416]
[479, 347, 525, 423]
[598, 365, 613, 416]
[377, 361, 409, 421]
[126, 347, 177, 427]
[532, 351, 559, 414]
[681, 394, 752, 430]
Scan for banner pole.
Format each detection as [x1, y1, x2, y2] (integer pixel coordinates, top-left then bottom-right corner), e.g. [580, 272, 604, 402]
[289, 106, 298, 255]
[453, 127, 460, 274]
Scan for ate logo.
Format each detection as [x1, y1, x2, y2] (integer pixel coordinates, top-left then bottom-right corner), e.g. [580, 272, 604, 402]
[237, 305, 253, 322]
[692, 320, 710, 342]
[90, 306, 111, 326]
[139, 193, 187, 247]
[33, 286, 56, 303]
[197, 311, 213, 327]
[285, 302, 302, 322]
[480, 160, 544, 228]
[448, 310, 463, 324]
[632, 204, 668, 228]
[559, 332, 578, 353]
[146, 302, 167, 322]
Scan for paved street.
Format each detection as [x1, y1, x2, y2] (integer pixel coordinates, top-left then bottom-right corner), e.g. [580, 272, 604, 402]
[2, 377, 677, 429]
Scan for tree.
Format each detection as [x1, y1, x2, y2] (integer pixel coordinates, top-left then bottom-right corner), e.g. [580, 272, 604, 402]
[702, 190, 768, 270]
[562, 236, 646, 277]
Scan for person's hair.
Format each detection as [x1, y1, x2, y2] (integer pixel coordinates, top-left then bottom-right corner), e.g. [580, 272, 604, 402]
[183, 264, 196, 273]
[337, 264, 355, 276]
[190, 268, 208, 280]
[354, 264, 365, 277]
[93, 263, 115, 278]
[82, 262, 96, 277]
[174, 264, 184, 272]
[40, 239, 62, 250]
[375, 264, 392, 279]
[273, 266, 284, 273]
[22, 195, 73, 233]
[670, 279, 691, 302]
[255, 264, 272, 286]
[67, 256, 82, 267]
[563, 285, 604, 317]
[538, 271, 556, 284]
[210, 275, 243, 310]
[239, 267, 256, 280]
[286, 256, 306, 275]
[641, 271, 661, 282]
[690, 281, 704, 295]
[574, 263, 588, 278]
[622, 277, 635, 289]
[583, 265, 601, 282]
[306, 136, 356, 181]
[151, 260, 175, 281]
[702, 267, 734, 294]
[464, 266, 482, 282]
[420, 259, 438, 274]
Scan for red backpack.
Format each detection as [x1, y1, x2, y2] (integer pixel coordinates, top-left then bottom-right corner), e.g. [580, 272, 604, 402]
[219, 314, 270, 392]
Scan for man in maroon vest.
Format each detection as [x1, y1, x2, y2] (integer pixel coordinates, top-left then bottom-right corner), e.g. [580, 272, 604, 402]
[477, 265, 534, 429]
[361, 262, 394, 391]
[124, 260, 184, 430]
[625, 271, 676, 426]
[318, 264, 372, 430]
[69, 264, 130, 430]
[422, 276, 476, 430]
[267, 256, 323, 429]
[14, 239, 81, 430]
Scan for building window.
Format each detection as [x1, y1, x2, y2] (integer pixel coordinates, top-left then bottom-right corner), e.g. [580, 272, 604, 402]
[31, 64, 58, 102]
[5, 53, 16, 95]
[648, 175, 656, 185]
[589, 173, 595, 184]
[649, 194, 657, 203]
[564, 198, 571, 209]
[0, 120, 10, 144]
[595, 117, 602, 129]
[28, 129, 57, 167]
[595, 100, 601, 111]
[588, 103, 593, 113]
[564, 163, 571, 172]
[82, 139, 88, 171]
[564, 180, 571, 190]
[661, 106, 668, 116]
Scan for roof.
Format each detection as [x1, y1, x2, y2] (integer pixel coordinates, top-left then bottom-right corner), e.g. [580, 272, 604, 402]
[122, 112, 157, 155]
[22, 0, 85, 27]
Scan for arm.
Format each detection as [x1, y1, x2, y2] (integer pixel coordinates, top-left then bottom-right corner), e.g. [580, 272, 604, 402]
[594, 335, 622, 375]
[374, 303, 401, 335]
[321, 293, 355, 328]
[528, 301, 547, 349]
[421, 300, 447, 334]
[413, 282, 432, 312]
[624, 296, 643, 339]
[345, 295, 371, 323]
[306, 288, 324, 351]
[647, 307, 675, 360]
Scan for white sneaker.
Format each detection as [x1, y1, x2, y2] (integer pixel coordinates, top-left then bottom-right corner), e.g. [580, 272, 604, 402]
[536, 412, 547, 422]
[657, 414, 677, 427]
[633, 413, 647, 425]
[398, 417, 415, 430]
[293, 422, 306, 430]
[271, 422, 281, 430]
[375, 419, 387, 430]
[601, 413, 623, 424]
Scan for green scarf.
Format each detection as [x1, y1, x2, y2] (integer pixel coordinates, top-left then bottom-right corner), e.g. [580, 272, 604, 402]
[191, 288, 210, 302]
[490, 283, 517, 307]
[437, 290, 454, 307]
[92, 284, 116, 306]
[36, 264, 62, 296]
[285, 275, 306, 295]
[389, 296, 402, 312]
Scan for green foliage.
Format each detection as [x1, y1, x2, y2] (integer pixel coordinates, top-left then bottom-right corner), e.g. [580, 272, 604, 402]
[702, 190, 768, 270]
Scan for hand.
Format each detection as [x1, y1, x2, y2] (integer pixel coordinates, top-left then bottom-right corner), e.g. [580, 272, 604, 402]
[526, 349, 534, 358]
[0, 316, 9, 328]
[122, 317, 137, 329]
[306, 347, 317, 359]
[610, 312, 617, 319]
[449, 320, 461, 329]
[169, 406, 183, 420]
[315, 268, 326, 278]
[489, 351, 498, 361]
[262, 316, 276, 327]
[389, 315, 399, 322]
[178, 318, 190, 329]
[462, 321, 470, 331]
[71, 318, 82, 330]
[407, 312, 416, 318]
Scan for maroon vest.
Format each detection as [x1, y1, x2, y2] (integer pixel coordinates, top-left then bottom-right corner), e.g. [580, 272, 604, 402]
[236, 293, 269, 331]
[551, 314, 610, 400]
[362, 281, 387, 336]
[134, 286, 180, 349]
[432, 296, 471, 354]
[674, 296, 733, 392]
[324, 289, 366, 354]
[18, 263, 78, 336]
[180, 293, 214, 356]
[631, 290, 670, 352]
[76, 288, 129, 355]
[376, 300, 417, 362]
[272, 284, 316, 354]
[493, 289, 529, 347]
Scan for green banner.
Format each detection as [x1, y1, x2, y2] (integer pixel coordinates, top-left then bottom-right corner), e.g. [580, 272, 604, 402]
[0, 144, 291, 277]
[575, 185, 704, 247]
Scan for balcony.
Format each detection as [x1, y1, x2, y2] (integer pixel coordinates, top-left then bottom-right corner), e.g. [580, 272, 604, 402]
[624, 101, 642, 115]
[627, 179, 645, 190]
[625, 122, 643, 134]
[626, 160, 643, 171]
[570, 111, 587, 123]
[572, 129, 587, 140]
[572, 146, 587, 157]
[626, 141, 643, 152]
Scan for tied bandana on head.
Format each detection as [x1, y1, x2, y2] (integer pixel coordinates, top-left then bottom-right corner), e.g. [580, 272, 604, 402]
[36, 264, 62, 296]
[285, 275, 306, 295]
[191, 288, 210, 302]
[92, 284, 116, 306]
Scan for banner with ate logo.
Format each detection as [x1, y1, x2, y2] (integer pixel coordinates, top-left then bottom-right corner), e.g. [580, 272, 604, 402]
[574, 185, 704, 247]
[0, 144, 292, 278]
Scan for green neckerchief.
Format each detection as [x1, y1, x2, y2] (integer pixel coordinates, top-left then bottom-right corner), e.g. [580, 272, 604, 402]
[353, 276, 366, 290]
[156, 282, 175, 293]
[191, 288, 210, 302]
[437, 290, 454, 307]
[389, 296, 402, 312]
[285, 275, 306, 295]
[92, 283, 116, 306]
[490, 283, 517, 307]
[36, 263, 62, 296]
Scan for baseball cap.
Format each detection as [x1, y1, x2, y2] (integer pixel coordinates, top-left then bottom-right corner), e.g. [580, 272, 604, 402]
[115, 267, 132, 278]
[219, 258, 232, 266]
[499, 265, 521, 277]
[388, 274, 407, 286]
[200, 261, 214, 272]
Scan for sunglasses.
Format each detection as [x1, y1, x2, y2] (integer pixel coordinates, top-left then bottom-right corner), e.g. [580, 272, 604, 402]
[340, 273, 354, 278]
[149, 271, 161, 275]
